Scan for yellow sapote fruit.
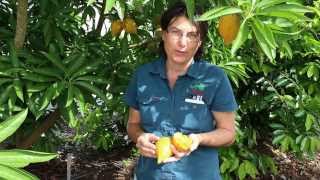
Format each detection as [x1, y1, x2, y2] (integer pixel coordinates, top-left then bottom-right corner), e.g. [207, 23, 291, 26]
[172, 132, 193, 152]
[156, 137, 172, 164]
[111, 20, 123, 37]
[123, 18, 137, 34]
[218, 14, 240, 45]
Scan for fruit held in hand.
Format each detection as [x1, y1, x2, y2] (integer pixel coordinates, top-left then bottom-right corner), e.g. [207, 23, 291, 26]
[172, 132, 193, 152]
[156, 137, 172, 164]
[111, 20, 123, 36]
[218, 14, 240, 45]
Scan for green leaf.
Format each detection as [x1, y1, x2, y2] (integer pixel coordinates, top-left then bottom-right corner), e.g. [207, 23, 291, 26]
[65, 85, 74, 107]
[294, 109, 305, 117]
[307, 65, 315, 78]
[231, 19, 250, 56]
[272, 134, 286, 145]
[104, 0, 116, 14]
[39, 82, 64, 110]
[31, 67, 63, 79]
[0, 164, 39, 180]
[0, 149, 57, 168]
[74, 81, 108, 103]
[261, 4, 313, 13]
[185, 0, 195, 19]
[76, 75, 109, 84]
[0, 78, 11, 86]
[252, 18, 275, 61]
[269, 123, 285, 129]
[0, 85, 13, 105]
[257, 11, 310, 22]
[300, 137, 310, 151]
[229, 158, 239, 172]
[21, 71, 56, 82]
[237, 162, 247, 180]
[26, 83, 50, 93]
[220, 159, 231, 173]
[72, 86, 86, 115]
[305, 114, 314, 131]
[195, 6, 242, 21]
[253, 19, 277, 49]
[42, 52, 67, 73]
[245, 160, 258, 178]
[13, 79, 24, 102]
[0, 109, 28, 143]
[115, 0, 125, 20]
[87, 0, 96, 6]
[255, 0, 288, 9]
[66, 55, 86, 77]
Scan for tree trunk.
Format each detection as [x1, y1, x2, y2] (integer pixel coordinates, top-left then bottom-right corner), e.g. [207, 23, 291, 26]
[96, 0, 107, 35]
[17, 109, 60, 149]
[14, 0, 28, 49]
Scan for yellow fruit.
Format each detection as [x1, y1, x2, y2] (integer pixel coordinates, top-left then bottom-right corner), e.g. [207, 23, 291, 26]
[156, 137, 172, 164]
[111, 20, 123, 37]
[218, 14, 240, 45]
[172, 132, 193, 152]
[123, 18, 137, 34]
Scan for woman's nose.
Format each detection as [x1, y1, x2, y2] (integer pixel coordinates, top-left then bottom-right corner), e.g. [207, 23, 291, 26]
[178, 35, 188, 47]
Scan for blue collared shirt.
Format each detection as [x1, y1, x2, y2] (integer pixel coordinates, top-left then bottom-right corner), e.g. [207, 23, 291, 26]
[125, 58, 238, 180]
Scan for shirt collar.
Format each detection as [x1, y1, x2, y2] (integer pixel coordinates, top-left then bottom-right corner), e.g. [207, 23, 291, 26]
[150, 57, 201, 79]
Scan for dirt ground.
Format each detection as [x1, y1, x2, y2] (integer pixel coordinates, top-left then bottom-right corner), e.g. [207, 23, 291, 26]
[25, 143, 320, 180]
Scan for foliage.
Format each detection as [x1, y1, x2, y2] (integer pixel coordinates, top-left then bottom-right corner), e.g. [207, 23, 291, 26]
[0, 109, 57, 180]
[0, 0, 320, 179]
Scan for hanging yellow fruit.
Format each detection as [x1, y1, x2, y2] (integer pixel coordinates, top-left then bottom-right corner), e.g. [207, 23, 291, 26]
[156, 137, 172, 164]
[111, 19, 123, 37]
[123, 18, 137, 34]
[172, 132, 193, 152]
[218, 14, 240, 45]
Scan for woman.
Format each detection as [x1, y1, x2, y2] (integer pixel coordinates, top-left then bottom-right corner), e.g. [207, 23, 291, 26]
[124, 2, 238, 180]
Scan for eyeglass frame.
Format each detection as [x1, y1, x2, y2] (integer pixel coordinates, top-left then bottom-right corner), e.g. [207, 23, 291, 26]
[166, 27, 201, 43]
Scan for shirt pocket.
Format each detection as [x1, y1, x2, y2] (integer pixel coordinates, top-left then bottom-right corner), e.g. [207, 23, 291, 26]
[138, 96, 168, 127]
[178, 98, 213, 133]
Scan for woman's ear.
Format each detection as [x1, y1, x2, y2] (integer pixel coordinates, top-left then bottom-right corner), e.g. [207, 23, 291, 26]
[197, 40, 202, 49]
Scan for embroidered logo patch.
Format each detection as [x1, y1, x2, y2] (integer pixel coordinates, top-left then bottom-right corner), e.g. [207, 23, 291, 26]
[185, 83, 206, 104]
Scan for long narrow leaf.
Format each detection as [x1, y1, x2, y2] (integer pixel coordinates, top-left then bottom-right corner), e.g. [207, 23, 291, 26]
[262, 4, 313, 13]
[104, 0, 116, 14]
[13, 79, 24, 102]
[252, 19, 276, 61]
[0, 164, 39, 180]
[185, 0, 195, 19]
[255, 0, 290, 9]
[42, 52, 67, 73]
[231, 19, 250, 56]
[31, 67, 63, 79]
[0, 85, 13, 105]
[74, 81, 108, 103]
[0, 109, 28, 143]
[76, 75, 109, 84]
[196, 6, 242, 21]
[0, 149, 57, 168]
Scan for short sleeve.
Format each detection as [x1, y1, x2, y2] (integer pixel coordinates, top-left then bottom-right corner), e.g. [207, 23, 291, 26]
[124, 70, 139, 110]
[210, 71, 238, 112]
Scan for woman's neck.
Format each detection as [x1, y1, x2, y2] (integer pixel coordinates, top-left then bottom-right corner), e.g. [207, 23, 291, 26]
[165, 58, 193, 77]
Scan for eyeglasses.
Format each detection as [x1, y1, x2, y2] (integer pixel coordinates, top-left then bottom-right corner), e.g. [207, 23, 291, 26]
[166, 28, 200, 43]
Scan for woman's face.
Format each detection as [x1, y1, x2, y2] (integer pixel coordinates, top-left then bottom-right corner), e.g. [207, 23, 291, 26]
[162, 16, 201, 65]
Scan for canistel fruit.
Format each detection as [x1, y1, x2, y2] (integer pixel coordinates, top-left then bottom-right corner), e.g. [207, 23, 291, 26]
[218, 14, 240, 45]
[172, 132, 193, 152]
[123, 18, 137, 34]
[111, 19, 123, 37]
[156, 137, 172, 164]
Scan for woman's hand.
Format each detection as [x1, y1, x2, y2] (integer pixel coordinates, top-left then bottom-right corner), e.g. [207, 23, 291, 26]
[163, 133, 201, 163]
[136, 133, 160, 158]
